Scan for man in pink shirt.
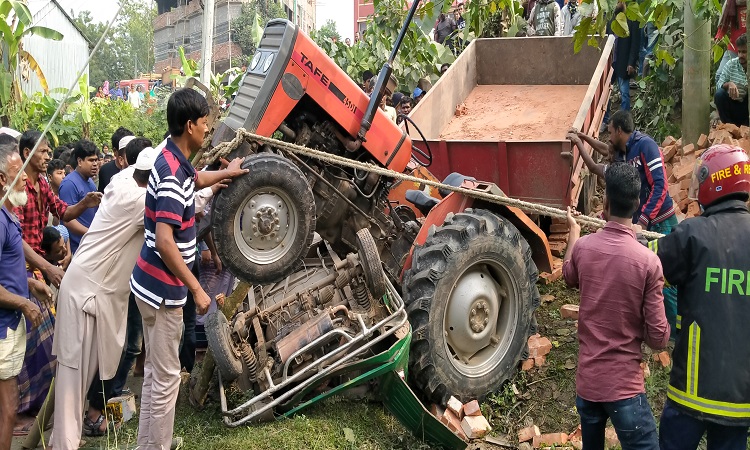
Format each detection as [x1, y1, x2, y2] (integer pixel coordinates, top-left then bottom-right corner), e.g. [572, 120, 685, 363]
[563, 163, 670, 450]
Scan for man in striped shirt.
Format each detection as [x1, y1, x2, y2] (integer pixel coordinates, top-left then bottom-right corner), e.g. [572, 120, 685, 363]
[129, 88, 247, 450]
[715, 34, 749, 126]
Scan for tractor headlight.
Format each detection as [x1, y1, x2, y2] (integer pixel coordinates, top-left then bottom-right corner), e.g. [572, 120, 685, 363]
[250, 52, 262, 71]
[263, 53, 274, 73]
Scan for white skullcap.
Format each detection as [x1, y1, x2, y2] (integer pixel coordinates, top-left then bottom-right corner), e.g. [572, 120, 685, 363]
[118, 135, 136, 151]
[133, 147, 158, 171]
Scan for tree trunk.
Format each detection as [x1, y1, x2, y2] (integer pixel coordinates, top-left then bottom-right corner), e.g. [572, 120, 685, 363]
[682, 0, 711, 145]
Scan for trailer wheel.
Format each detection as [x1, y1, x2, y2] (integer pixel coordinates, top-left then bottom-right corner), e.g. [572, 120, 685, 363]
[212, 153, 315, 284]
[403, 209, 539, 405]
[205, 311, 243, 382]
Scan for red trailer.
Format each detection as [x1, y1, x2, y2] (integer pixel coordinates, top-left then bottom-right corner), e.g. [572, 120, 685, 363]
[407, 36, 615, 213]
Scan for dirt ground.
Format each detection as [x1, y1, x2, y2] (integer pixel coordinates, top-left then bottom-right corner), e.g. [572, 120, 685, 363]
[439, 85, 589, 141]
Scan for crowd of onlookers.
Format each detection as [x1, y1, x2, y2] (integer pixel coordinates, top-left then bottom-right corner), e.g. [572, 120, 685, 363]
[0, 88, 245, 449]
[93, 80, 163, 110]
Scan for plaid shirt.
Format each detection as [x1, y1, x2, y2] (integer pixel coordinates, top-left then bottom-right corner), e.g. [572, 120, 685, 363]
[14, 175, 68, 254]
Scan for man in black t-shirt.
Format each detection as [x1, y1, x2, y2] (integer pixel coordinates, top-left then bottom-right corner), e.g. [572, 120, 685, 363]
[98, 127, 134, 193]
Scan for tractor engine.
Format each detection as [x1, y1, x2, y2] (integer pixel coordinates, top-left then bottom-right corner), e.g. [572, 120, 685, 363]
[210, 19, 414, 288]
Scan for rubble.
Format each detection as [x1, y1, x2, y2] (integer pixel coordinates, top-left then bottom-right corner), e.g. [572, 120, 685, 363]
[429, 397, 492, 441]
[662, 124, 750, 219]
[533, 433, 568, 448]
[447, 395, 464, 419]
[653, 351, 671, 368]
[462, 414, 492, 439]
[521, 334, 553, 370]
[560, 304, 579, 320]
[518, 425, 542, 443]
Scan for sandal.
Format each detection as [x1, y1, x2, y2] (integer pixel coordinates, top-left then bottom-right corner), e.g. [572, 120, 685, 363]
[82, 414, 106, 437]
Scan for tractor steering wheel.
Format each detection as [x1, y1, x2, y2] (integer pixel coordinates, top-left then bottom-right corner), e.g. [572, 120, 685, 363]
[402, 115, 433, 167]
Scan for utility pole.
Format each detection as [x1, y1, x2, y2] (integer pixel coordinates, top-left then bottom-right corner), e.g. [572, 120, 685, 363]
[200, 0, 215, 85]
[681, 0, 710, 145]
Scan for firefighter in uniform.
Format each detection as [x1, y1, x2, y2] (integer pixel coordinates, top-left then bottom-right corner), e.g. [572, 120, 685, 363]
[648, 144, 750, 450]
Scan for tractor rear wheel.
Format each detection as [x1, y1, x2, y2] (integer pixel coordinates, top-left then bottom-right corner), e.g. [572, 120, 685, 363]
[403, 209, 539, 405]
[212, 153, 315, 284]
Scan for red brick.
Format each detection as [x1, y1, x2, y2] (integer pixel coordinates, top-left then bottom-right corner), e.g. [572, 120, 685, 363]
[722, 123, 742, 138]
[534, 355, 546, 367]
[560, 304, 579, 320]
[521, 358, 535, 371]
[519, 425, 541, 443]
[533, 433, 568, 448]
[673, 162, 696, 181]
[738, 138, 750, 154]
[549, 233, 568, 242]
[641, 362, 651, 378]
[667, 184, 682, 198]
[687, 201, 701, 218]
[682, 143, 696, 156]
[429, 403, 444, 418]
[528, 335, 552, 358]
[540, 266, 563, 284]
[697, 134, 709, 148]
[549, 241, 567, 257]
[663, 145, 678, 162]
[741, 125, 750, 138]
[461, 414, 492, 439]
[568, 425, 582, 442]
[605, 427, 619, 447]
[678, 197, 690, 212]
[441, 409, 467, 440]
[446, 396, 464, 419]
[658, 351, 671, 368]
[673, 190, 687, 204]
[662, 136, 677, 147]
[463, 400, 481, 417]
[679, 178, 691, 190]
[550, 223, 569, 233]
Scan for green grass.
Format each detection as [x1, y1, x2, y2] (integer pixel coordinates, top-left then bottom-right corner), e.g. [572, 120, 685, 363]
[82, 280, 672, 450]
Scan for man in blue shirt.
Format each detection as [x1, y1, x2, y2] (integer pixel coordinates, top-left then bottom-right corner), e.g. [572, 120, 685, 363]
[130, 88, 246, 449]
[60, 141, 101, 254]
[0, 142, 44, 450]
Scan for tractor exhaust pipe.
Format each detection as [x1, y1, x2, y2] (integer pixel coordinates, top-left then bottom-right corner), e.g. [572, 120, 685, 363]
[357, 0, 423, 143]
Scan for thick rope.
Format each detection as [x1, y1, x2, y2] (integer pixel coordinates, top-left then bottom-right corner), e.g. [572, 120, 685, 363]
[204, 128, 665, 240]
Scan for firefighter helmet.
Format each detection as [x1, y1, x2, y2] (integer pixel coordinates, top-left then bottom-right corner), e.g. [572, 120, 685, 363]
[689, 144, 750, 207]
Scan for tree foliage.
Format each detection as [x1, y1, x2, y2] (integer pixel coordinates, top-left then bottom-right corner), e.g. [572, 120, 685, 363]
[313, 0, 456, 93]
[73, 0, 156, 88]
[232, 0, 288, 55]
[312, 19, 341, 43]
[0, 0, 63, 122]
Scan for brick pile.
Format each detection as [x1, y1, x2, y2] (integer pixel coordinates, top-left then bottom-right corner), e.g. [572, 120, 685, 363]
[521, 334, 553, 370]
[661, 124, 750, 219]
[430, 396, 492, 440]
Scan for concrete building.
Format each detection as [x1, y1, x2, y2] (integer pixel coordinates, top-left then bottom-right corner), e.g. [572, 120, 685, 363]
[154, 0, 316, 75]
[22, 0, 91, 96]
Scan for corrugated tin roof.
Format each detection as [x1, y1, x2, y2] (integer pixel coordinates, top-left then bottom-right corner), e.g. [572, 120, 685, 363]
[27, 0, 92, 45]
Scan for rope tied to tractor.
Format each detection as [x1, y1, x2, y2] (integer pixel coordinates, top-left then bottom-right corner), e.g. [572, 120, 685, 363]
[204, 128, 665, 241]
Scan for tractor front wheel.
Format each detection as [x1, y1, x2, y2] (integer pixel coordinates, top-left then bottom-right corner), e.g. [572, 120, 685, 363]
[212, 153, 315, 285]
[403, 209, 539, 405]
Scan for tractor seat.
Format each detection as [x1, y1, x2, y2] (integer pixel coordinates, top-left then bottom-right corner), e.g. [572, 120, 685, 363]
[405, 173, 476, 216]
[405, 190, 439, 216]
[438, 173, 476, 197]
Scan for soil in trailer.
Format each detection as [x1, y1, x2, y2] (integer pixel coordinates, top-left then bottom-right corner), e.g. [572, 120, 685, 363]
[439, 85, 589, 141]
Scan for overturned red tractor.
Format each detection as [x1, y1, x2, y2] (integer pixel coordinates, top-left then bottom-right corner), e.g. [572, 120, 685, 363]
[205, 2, 610, 445]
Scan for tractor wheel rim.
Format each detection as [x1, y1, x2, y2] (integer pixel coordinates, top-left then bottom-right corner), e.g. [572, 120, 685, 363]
[235, 187, 297, 264]
[443, 259, 517, 378]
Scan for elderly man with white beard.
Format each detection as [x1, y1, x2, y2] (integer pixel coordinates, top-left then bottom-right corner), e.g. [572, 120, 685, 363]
[0, 142, 50, 450]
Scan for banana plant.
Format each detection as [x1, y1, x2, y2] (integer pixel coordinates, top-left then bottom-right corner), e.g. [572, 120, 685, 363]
[0, 0, 63, 123]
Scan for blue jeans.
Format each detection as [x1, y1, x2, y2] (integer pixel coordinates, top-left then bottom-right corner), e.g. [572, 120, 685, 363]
[603, 76, 631, 124]
[660, 400, 749, 450]
[639, 23, 658, 76]
[576, 393, 659, 450]
[111, 293, 143, 396]
[650, 215, 679, 339]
